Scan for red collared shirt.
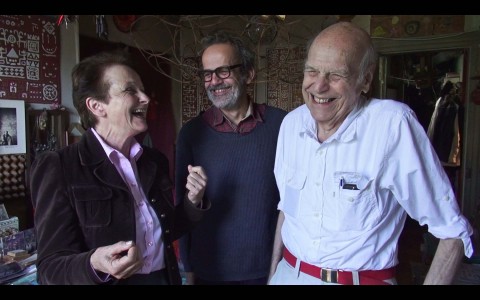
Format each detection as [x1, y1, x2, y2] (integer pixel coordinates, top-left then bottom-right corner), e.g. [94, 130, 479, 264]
[202, 102, 266, 135]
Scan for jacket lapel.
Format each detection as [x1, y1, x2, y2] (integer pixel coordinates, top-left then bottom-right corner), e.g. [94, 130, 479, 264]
[137, 150, 157, 197]
[78, 129, 129, 192]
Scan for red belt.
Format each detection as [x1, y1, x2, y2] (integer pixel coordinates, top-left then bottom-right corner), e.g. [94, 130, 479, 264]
[283, 247, 395, 285]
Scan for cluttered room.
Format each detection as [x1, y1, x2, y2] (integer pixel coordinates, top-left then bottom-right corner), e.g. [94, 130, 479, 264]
[1, 15, 480, 285]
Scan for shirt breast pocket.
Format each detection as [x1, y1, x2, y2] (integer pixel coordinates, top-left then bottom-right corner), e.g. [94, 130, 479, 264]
[282, 167, 306, 218]
[333, 172, 379, 231]
[73, 186, 113, 228]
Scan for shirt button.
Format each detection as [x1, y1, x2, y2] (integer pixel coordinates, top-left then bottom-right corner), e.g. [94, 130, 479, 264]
[160, 214, 166, 218]
[313, 213, 319, 217]
[165, 229, 170, 234]
[347, 197, 354, 202]
[151, 198, 157, 203]
[148, 241, 153, 247]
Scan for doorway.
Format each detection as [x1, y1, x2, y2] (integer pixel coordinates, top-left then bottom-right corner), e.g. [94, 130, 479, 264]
[79, 35, 176, 181]
[375, 49, 467, 203]
[376, 50, 465, 130]
[375, 49, 468, 284]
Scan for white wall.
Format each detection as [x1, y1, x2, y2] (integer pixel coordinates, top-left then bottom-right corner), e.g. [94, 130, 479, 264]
[60, 22, 80, 125]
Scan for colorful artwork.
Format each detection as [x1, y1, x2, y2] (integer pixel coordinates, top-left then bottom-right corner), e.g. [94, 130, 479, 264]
[371, 15, 465, 38]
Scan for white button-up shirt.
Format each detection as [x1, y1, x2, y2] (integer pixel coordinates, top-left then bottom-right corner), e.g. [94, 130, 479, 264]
[274, 99, 473, 271]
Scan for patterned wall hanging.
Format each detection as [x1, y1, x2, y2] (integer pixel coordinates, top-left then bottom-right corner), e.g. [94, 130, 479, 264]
[0, 15, 61, 104]
[266, 47, 305, 112]
[181, 57, 210, 125]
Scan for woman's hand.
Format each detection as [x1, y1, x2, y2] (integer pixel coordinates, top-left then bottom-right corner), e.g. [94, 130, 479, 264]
[90, 240, 143, 279]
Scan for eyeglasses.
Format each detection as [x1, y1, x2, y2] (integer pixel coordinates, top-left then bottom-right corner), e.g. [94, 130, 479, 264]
[198, 64, 242, 82]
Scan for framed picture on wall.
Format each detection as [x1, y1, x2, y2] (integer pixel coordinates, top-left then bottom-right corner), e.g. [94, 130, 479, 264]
[0, 99, 26, 155]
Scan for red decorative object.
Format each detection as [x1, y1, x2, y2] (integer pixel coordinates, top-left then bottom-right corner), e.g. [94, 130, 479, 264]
[113, 15, 138, 33]
[56, 15, 64, 26]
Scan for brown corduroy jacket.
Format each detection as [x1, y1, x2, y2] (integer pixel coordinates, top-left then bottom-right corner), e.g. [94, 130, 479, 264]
[29, 129, 208, 285]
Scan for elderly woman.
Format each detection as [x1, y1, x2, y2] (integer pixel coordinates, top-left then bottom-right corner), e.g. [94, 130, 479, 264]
[29, 50, 209, 285]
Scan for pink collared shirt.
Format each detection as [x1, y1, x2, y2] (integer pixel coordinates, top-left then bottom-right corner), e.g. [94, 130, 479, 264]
[92, 129, 165, 274]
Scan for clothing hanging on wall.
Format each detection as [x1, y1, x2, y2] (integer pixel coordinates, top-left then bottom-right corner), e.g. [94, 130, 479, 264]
[427, 93, 461, 167]
[403, 84, 436, 132]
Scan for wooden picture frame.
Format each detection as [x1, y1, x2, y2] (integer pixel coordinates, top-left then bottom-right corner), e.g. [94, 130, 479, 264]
[26, 109, 69, 166]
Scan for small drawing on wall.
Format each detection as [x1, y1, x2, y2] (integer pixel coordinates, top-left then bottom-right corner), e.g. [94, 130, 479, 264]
[0, 99, 26, 154]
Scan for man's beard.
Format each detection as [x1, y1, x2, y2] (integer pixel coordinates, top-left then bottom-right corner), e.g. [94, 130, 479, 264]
[207, 79, 246, 110]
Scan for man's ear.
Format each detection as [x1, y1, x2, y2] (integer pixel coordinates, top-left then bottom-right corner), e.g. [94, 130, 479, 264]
[86, 97, 106, 117]
[361, 65, 376, 94]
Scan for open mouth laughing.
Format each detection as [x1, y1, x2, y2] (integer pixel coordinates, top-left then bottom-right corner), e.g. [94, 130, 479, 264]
[131, 108, 147, 119]
[313, 96, 335, 104]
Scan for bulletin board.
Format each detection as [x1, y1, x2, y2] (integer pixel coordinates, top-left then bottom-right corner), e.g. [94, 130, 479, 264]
[0, 15, 61, 104]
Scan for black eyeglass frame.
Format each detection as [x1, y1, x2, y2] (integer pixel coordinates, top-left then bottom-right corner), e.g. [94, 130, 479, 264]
[198, 64, 242, 82]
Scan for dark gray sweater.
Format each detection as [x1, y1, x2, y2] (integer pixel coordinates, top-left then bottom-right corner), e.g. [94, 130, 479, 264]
[175, 106, 287, 282]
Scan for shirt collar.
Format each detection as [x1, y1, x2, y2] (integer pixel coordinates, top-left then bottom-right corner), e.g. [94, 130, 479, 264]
[91, 128, 143, 162]
[300, 103, 363, 143]
[210, 96, 264, 126]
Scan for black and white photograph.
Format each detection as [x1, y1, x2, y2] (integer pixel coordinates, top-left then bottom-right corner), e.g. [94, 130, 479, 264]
[0, 100, 26, 155]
